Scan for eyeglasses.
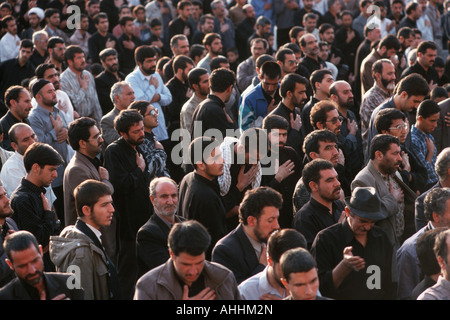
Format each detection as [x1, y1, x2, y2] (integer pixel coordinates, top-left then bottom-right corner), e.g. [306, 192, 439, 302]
[87, 134, 102, 142]
[145, 109, 158, 117]
[388, 123, 408, 131]
[325, 116, 344, 124]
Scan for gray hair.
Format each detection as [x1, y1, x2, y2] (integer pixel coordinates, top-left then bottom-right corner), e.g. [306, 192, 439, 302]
[149, 177, 178, 197]
[32, 30, 48, 44]
[436, 147, 450, 180]
[110, 81, 131, 104]
[424, 187, 450, 222]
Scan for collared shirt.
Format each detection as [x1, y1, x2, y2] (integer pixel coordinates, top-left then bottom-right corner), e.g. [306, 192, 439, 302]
[238, 266, 286, 300]
[28, 104, 71, 188]
[0, 111, 30, 151]
[69, 30, 91, 59]
[0, 32, 20, 62]
[10, 178, 59, 247]
[0, 151, 56, 205]
[418, 276, 450, 300]
[85, 222, 103, 244]
[180, 93, 204, 132]
[311, 218, 395, 300]
[125, 68, 172, 141]
[401, 61, 439, 86]
[237, 55, 256, 93]
[360, 83, 391, 144]
[411, 125, 438, 185]
[60, 67, 103, 124]
[244, 231, 263, 261]
[293, 197, 344, 249]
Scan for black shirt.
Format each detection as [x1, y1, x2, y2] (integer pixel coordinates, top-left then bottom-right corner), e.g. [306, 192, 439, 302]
[293, 197, 344, 249]
[0, 111, 30, 151]
[311, 218, 395, 300]
[95, 70, 126, 115]
[191, 94, 235, 140]
[400, 61, 439, 86]
[261, 146, 302, 229]
[178, 172, 227, 259]
[165, 76, 190, 136]
[269, 102, 305, 159]
[0, 58, 35, 108]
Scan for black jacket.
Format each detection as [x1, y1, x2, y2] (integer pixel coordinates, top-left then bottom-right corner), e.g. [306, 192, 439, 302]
[0, 273, 84, 300]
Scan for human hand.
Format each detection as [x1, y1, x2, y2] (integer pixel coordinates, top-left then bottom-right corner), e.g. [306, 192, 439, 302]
[290, 112, 302, 131]
[343, 246, 365, 271]
[236, 165, 258, 191]
[182, 286, 216, 300]
[98, 166, 109, 180]
[389, 180, 404, 203]
[136, 152, 146, 172]
[275, 160, 295, 183]
[41, 193, 51, 211]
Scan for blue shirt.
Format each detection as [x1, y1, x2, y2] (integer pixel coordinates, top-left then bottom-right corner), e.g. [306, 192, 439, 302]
[125, 68, 172, 141]
[28, 105, 71, 188]
[410, 125, 438, 185]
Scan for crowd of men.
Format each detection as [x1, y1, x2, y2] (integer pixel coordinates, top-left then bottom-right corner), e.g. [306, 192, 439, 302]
[0, 0, 450, 301]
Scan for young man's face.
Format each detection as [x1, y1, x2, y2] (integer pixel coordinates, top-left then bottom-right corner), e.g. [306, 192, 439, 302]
[320, 109, 342, 136]
[281, 53, 298, 74]
[171, 251, 205, 287]
[150, 24, 162, 37]
[11, 89, 33, 120]
[123, 20, 135, 36]
[202, 18, 215, 33]
[201, 146, 224, 178]
[0, 186, 12, 218]
[268, 128, 288, 150]
[47, 13, 60, 28]
[282, 268, 319, 300]
[140, 56, 157, 75]
[209, 38, 223, 56]
[194, 73, 210, 96]
[37, 83, 57, 107]
[290, 82, 308, 108]
[179, 5, 192, 20]
[310, 168, 341, 202]
[377, 143, 402, 175]
[85, 125, 103, 157]
[51, 43, 66, 62]
[252, 206, 280, 243]
[418, 48, 437, 69]
[70, 52, 87, 72]
[261, 75, 280, 97]
[37, 164, 59, 188]
[28, 14, 41, 29]
[18, 46, 33, 63]
[102, 54, 119, 73]
[123, 121, 145, 146]
[87, 194, 114, 229]
[312, 140, 339, 166]
[385, 118, 408, 144]
[143, 104, 159, 129]
[96, 17, 109, 33]
[400, 93, 425, 112]
[250, 40, 266, 60]
[418, 112, 440, 133]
